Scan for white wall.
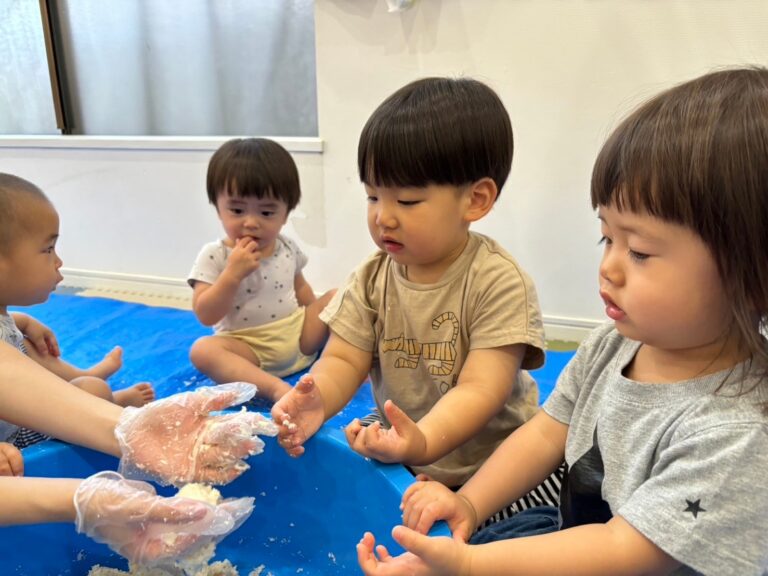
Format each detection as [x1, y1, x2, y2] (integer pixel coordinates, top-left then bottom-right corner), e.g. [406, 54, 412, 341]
[2, 0, 767, 337]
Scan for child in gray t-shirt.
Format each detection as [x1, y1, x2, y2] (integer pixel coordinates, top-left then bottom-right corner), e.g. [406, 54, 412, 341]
[359, 68, 768, 576]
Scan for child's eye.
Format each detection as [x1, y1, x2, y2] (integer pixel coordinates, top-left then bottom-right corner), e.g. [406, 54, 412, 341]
[229, 208, 244, 215]
[598, 235, 612, 246]
[261, 211, 275, 217]
[398, 200, 420, 206]
[628, 249, 650, 262]
[366, 195, 378, 203]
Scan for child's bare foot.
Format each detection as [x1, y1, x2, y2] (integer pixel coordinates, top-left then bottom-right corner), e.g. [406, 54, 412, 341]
[86, 346, 123, 379]
[113, 382, 155, 407]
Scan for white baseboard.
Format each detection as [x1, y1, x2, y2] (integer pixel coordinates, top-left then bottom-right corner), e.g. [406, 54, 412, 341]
[542, 316, 600, 344]
[59, 268, 600, 341]
[60, 268, 192, 309]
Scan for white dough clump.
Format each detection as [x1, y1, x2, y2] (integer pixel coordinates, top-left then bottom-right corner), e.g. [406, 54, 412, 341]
[177, 483, 222, 505]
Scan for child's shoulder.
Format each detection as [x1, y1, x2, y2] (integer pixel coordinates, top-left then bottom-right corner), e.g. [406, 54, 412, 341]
[468, 232, 531, 273]
[193, 239, 228, 260]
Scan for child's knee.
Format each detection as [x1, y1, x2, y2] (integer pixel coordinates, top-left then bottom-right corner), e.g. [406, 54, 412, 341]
[189, 336, 219, 369]
[71, 376, 113, 401]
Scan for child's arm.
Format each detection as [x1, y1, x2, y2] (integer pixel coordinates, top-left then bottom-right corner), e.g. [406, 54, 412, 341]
[272, 331, 372, 456]
[402, 410, 566, 538]
[347, 343, 527, 466]
[294, 272, 317, 307]
[192, 237, 260, 325]
[361, 411, 680, 575]
[0, 443, 23, 477]
[358, 515, 680, 576]
[9, 312, 60, 357]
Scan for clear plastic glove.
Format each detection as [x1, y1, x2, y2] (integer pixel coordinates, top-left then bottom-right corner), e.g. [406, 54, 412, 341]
[116, 382, 278, 486]
[74, 471, 254, 566]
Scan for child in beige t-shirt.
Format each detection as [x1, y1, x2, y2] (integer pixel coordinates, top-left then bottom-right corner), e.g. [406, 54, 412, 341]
[273, 77, 561, 522]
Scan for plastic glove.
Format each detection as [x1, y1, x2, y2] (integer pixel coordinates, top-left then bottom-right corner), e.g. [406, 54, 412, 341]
[74, 471, 254, 566]
[116, 382, 278, 486]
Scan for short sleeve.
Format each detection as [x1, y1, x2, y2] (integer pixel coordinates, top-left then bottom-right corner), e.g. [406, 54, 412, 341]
[465, 251, 546, 370]
[619, 422, 768, 575]
[282, 235, 308, 273]
[187, 242, 225, 287]
[542, 322, 617, 426]
[319, 259, 381, 353]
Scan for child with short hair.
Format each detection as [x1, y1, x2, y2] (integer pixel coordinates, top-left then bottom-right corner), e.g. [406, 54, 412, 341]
[188, 138, 335, 403]
[358, 67, 768, 576]
[0, 173, 155, 448]
[273, 77, 561, 519]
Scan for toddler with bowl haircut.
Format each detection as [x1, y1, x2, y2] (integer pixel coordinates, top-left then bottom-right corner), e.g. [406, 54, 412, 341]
[273, 77, 562, 526]
[0, 173, 155, 450]
[358, 67, 768, 576]
[188, 138, 335, 403]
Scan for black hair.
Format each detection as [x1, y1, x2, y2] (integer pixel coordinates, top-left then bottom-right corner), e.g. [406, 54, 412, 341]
[207, 138, 301, 211]
[358, 77, 513, 197]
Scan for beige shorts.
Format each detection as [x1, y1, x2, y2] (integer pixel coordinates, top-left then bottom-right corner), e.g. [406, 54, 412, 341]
[219, 307, 316, 377]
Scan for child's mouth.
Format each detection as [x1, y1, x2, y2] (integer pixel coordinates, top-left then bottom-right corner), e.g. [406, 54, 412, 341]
[600, 291, 626, 321]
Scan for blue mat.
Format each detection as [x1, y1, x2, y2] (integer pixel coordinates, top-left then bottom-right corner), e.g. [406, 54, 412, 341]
[12, 294, 573, 426]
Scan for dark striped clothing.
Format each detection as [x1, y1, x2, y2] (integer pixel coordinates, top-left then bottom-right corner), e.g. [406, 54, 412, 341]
[11, 428, 51, 449]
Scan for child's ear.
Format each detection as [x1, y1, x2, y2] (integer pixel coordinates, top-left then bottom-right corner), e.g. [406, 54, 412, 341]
[464, 178, 498, 223]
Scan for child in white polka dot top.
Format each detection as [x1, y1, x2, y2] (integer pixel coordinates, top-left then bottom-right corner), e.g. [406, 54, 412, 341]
[188, 138, 336, 402]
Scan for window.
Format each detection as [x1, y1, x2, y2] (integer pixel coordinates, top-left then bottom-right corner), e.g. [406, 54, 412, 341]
[0, 0, 317, 137]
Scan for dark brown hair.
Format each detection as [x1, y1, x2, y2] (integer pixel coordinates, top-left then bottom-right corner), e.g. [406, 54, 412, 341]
[0, 173, 50, 255]
[358, 77, 513, 197]
[591, 66, 768, 404]
[206, 138, 301, 211]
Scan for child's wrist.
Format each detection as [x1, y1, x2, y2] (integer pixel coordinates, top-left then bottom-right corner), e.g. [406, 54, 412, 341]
[456, 493, 479, 534]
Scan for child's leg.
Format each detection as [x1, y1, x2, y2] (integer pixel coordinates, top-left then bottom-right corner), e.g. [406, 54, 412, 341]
[190, 335, 291, 402]
[23, 340, 123, 381]
[299, 289, 337, 356]
[70, 376, 155, 408]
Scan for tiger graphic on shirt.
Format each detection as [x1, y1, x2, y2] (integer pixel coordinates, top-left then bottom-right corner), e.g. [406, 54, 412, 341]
[381, 311, 459, 376]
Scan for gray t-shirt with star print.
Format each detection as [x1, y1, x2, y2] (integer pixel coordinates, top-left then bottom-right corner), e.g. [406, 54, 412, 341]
[187, 234, 307, 333]
[543, 322, 768, 575]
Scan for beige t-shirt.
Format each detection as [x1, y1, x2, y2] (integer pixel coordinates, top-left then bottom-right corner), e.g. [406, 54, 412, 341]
[320, 232, 546, 486]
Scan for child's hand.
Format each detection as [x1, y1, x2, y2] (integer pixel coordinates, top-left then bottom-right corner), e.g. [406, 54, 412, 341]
[74, 471, 254, 565]
[345, 400, 426, 464]
[116, 383, 278, 486]
[357, 528, 471, 576]
[401, 480, 476, 541]
[16, 315, 60, 357]
[0, 442, 23, 476]
[226, 236, 262, 281]
[271, 374, 325, 457]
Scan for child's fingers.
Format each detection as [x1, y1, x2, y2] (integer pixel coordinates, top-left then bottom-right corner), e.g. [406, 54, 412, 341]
[391, 525, 429, 559]
[8, 449, 23, 477]
[356, 534, 378, 573]
[44, 333, 60, 356]
[344, 418, 363, 445]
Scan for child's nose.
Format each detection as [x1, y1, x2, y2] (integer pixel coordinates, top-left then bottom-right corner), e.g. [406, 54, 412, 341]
[376, 204, 397, 229]
[599, 251, 624, 286]
[244, 214, 260, 228]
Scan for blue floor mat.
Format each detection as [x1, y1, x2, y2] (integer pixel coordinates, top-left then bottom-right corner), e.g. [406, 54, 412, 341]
[12, 294, 574, 427]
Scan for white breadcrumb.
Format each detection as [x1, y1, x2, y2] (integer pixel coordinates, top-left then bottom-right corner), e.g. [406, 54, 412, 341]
[88, 559, 240, 576]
